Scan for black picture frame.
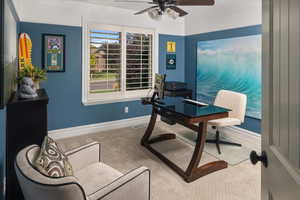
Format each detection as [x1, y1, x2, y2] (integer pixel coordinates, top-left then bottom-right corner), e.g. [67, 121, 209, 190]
[166, 54, 176, 70]
[42, 34, 66, 72]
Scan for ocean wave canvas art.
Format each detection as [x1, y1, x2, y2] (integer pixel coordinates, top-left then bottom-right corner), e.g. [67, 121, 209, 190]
[197, 35, 262, 119]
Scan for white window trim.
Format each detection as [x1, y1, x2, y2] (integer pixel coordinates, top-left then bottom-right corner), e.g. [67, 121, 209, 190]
[81, 18, 158, 105]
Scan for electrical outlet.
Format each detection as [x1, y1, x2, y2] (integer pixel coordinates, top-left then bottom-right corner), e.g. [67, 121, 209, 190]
[124, 106, 129, 113]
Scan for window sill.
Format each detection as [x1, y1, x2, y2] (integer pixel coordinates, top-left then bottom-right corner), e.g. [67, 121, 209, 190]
[82, 96, 145, 106]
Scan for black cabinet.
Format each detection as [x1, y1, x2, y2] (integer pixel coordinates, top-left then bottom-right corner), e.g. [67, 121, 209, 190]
[6, 89, 48, 200]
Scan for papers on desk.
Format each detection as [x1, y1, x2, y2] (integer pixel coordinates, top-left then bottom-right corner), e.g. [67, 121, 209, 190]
[183, 99, 209, 106]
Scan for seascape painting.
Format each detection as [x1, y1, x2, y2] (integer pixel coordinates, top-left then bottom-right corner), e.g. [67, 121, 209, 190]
[197, 35, 262, 119]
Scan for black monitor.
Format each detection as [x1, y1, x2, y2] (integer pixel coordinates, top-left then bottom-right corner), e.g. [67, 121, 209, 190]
[151, 74, 166, 102]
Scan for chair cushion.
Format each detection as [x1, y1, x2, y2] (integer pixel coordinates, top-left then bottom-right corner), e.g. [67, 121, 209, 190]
[208, 117, 242, 127]
[33, 136, 74, 178]
[75, 162, 123, 196]
[214, 90, 247, 123]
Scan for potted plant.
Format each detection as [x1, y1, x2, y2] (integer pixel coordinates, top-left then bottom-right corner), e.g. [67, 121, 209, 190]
[18, 64, 47, 89]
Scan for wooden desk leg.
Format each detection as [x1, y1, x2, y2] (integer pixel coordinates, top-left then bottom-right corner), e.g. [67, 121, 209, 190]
[184, 121, 228, 183]
[141, 108, 158, 145]
[141, 108, 176, 146]
[147, 134, 176, 144]
[141, 109, 227, 183]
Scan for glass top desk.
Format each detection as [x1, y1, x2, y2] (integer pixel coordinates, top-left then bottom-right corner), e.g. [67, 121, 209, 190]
[141, 97, 231, 183]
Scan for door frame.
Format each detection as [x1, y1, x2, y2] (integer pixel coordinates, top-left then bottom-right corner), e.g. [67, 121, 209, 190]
[262, 0, 272, 199]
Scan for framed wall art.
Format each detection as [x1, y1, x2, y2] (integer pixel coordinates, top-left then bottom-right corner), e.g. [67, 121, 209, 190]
[167, 41, 176, 53]
[166, 54, 176, 70]
[197, 34, 262, 119]
[42, 34, 65, 72]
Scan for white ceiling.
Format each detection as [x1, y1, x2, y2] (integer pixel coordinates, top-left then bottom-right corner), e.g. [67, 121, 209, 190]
[62, 0, 261, 13]
[15, 0, 261, 35]
[184, 0, 261, 35]
[63, 0, 154, 11]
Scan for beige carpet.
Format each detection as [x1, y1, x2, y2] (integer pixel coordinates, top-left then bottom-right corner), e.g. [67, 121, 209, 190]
[153, 123, 253, 166]
[56, 122, 261, 200]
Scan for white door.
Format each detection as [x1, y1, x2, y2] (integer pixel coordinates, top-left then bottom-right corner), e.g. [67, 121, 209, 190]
[259, 0, 300, 199]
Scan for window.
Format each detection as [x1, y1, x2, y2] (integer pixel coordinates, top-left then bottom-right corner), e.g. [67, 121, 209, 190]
[126, 33, 153, 91]
[83, 24, 155, 104]
[89, 30, 122, 94]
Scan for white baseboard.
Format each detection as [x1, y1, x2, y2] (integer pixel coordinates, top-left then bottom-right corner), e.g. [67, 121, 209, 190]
[49, 115, 261, 152]
[49, 115, 151, 140]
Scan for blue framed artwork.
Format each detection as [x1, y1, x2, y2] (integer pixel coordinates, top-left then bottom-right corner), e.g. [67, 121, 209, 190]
[166, 54, 176, 70]
[42, 34, 65, 72]
[197, 35, 262, 119]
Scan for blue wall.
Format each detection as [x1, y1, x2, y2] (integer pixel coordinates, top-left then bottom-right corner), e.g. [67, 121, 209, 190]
[19, 22, 261, 133]
[20, 22, 154, 131]
[159, 34, 185, 82]
[19, 22, 185, 131]
[185, 25, 262, 133]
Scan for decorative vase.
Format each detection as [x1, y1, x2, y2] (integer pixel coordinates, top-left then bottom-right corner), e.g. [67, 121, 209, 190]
[34, 81, 40, 90]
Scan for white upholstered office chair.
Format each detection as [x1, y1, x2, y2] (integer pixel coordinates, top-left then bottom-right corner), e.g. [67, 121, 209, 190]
[206, 90, 247, 154]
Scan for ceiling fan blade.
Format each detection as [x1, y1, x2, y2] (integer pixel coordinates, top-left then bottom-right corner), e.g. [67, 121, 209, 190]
[134, 6, 159, 15]
[168, 6, 188, 17]
[175, 0, 215, 6]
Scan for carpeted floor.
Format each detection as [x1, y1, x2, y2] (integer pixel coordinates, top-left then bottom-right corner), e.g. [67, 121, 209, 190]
[155, 123, 253, 166]
[56, 122, 261, 200]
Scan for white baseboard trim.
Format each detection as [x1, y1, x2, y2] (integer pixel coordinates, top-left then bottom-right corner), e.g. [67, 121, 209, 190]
[49, 116, 261, 152]
[209, 126, 261, 152]
[49, 115, 151, 140]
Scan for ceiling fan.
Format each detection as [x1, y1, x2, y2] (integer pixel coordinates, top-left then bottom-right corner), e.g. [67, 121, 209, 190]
[115, 0, 215, 20]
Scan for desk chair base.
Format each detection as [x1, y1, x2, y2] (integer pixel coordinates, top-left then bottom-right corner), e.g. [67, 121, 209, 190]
[206, 128, 242, 155]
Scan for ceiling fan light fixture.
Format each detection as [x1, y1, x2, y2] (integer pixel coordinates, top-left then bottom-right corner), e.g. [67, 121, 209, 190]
[148, 8, 162, 20]
[130, 0, 215, 20]
[165, 8, 180, 19]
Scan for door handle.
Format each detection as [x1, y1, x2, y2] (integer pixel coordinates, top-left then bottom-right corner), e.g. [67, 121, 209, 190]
[250, 151, 268, 168]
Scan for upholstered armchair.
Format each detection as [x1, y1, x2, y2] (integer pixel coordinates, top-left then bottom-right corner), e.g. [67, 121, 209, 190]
[15, 142, 150, 200]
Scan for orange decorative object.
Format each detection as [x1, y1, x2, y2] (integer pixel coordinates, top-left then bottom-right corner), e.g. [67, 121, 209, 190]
[19, 33, 32, 70]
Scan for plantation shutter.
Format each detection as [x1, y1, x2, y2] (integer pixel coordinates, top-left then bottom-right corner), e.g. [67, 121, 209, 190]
[89, 30, 122, 94]
[126, 32, 153, 91]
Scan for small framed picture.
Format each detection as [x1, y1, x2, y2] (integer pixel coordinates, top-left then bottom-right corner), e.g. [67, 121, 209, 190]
[166, 54, 176, 70]
[42, 34, 65, 72]
[167, 41, 176, 53]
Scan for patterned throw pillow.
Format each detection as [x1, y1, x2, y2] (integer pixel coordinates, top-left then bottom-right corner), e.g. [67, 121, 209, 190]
[33, 136, 74, 178]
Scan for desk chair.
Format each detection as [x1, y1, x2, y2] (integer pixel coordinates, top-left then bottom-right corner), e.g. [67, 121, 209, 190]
[206, 90, 247, 154]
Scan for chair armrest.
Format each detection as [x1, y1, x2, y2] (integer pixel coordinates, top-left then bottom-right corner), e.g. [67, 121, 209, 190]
[64, 142, 101, 171]
[88, 166, 150, 200]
